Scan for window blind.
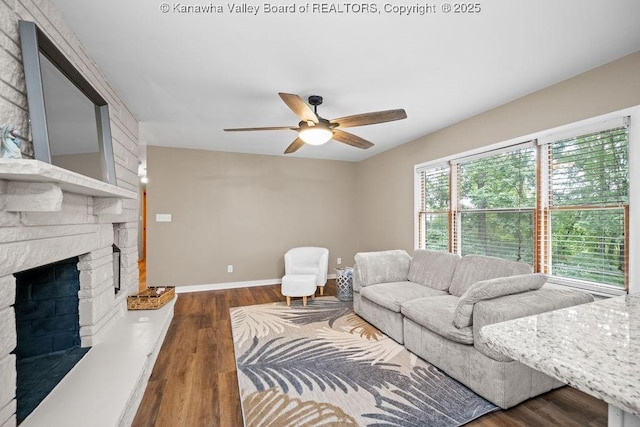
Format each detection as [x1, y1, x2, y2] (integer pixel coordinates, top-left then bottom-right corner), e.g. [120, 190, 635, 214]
[417, 164, 450, 250]
[544, 125, 629, 289]
[457, 146, 536, 262]
[550, 127, 628, 207]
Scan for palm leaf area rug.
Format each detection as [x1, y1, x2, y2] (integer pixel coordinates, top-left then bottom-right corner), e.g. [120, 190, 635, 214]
[230, 296, 497, 427]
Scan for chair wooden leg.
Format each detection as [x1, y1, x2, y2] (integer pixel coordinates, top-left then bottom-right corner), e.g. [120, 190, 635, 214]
[311, 293, 315, 299]
[320, 286, 324, 296]
[286, 296, 291, 306]
[303, 296, 307, 306]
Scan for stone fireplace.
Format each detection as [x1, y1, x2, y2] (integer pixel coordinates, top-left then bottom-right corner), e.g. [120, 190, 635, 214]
[1, 1, 148, 425]
[0, 162, 140, 425]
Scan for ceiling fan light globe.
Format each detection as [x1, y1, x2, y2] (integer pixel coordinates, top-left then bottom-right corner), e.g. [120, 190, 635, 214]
[299, 127, 333, 145]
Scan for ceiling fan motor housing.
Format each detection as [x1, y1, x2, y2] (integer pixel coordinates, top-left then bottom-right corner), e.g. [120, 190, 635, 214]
[308, 95, 323, 106]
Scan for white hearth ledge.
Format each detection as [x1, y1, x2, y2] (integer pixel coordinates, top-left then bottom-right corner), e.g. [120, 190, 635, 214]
[0, 159, 136, 200]
[21, 298, 176, 427]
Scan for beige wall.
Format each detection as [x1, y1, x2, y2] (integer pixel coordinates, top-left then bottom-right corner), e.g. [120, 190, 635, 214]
[357, 51, 640, 253]
[147, 147, 358, 287]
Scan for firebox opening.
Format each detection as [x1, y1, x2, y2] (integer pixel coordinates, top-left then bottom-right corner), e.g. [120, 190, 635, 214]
[13, 257, 90, 424]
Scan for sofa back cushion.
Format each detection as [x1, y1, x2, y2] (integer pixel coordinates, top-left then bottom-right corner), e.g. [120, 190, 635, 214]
[407, 250, 461, 291]
[448, 255, 533, 297]
[453, 273, 546, 328]
[354, 250, 411, 288]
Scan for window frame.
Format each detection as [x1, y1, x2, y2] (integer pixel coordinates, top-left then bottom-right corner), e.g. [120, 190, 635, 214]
[414, 106, 639, 296]
[538, 122, 629, 291]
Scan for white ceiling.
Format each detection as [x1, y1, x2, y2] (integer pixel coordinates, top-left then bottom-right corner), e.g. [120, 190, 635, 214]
[50, 0, 640, 163]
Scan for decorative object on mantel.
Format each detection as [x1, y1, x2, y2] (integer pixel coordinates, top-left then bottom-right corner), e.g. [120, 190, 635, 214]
[1, 125, 25, 159]
[0, 125, 33, 159]
[127, 287, 175, 310]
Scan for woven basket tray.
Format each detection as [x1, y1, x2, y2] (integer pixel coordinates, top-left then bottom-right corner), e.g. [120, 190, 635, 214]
[127, 286, 175, 310]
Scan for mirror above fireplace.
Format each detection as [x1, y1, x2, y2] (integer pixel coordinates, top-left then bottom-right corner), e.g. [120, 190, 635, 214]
[18, 20, 117, 185]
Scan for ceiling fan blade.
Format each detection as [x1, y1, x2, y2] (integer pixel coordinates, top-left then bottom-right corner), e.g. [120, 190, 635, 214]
[224, 126, 296, 132]
[284, 137, 305, 154]
[332, 129, 374, 149]
[330, 109, 407, 128]
[278, 93, 319, 123]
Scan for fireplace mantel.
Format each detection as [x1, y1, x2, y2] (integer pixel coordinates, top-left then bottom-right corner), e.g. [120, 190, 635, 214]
[0, 159, 136, 213]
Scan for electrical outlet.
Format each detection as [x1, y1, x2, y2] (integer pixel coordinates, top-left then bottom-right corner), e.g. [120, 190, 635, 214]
[337, 258, 342, 265]
[227, 265, 233, 273]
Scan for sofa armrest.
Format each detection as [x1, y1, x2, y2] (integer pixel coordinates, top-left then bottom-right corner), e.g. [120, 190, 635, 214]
[473, 288, 593, 361]
[353, 250, 411, 292]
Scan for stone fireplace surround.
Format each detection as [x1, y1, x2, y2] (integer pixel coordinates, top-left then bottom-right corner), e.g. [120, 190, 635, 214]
[0, 161, 170, 426]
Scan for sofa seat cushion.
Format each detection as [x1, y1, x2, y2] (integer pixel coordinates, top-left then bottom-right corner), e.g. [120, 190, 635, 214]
[453, 273, 547, 328]
[401, 295, 473, 345]
[448, 255, 534, 297]
[408, 250, 461, 291]
[360, 281, 447, 313]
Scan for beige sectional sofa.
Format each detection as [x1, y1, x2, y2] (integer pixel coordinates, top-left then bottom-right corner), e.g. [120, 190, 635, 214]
[353, 249, 594, 409]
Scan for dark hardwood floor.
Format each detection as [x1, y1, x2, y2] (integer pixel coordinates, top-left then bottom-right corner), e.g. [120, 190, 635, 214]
[132, 273, 607, 426]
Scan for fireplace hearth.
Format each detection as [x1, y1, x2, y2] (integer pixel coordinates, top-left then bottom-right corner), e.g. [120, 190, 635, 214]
[16, 347, 89, 423]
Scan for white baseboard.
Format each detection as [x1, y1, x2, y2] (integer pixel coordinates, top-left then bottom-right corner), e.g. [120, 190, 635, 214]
[176, 273, 337, 294]
[175, 279, 280, 293]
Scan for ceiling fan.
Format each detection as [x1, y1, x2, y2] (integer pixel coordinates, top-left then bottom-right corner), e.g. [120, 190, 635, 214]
[224, 93, 407, 154]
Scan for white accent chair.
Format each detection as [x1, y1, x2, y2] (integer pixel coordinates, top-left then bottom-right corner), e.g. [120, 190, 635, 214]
[283, 247, 329, 300]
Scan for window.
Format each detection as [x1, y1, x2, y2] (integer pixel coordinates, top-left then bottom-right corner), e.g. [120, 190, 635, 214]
[540, 125, 628, 288]
[416, 164, 450, 251]
[457, 145, 536, 262]
[415, 115, 631, 293]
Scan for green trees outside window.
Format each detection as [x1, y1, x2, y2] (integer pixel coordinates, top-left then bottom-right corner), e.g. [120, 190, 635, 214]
[548, 127, 628, 288]
[459, 147, 536, 263]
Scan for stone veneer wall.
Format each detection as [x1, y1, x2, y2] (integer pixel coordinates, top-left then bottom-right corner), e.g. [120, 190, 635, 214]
[0, 1, 141, 426]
